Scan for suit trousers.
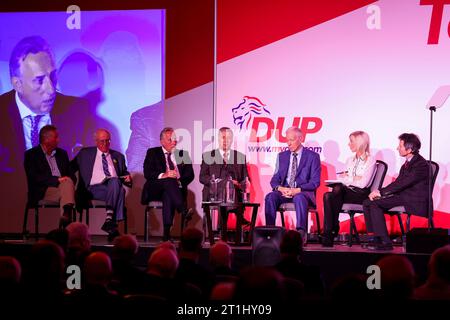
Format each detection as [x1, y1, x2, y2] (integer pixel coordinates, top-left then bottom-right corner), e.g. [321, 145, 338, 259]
[43, 179, 75, 215]
[363, 195, 405, 243]
[152, 178, 186, 227]
[265, 191, 313, 231]
[323, 184, 369, 235]
[88, 178, 125, 221]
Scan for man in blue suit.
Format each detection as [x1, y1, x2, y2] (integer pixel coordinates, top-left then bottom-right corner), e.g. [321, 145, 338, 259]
[72, 129, 132, 240]
[265, 127, 321, 242]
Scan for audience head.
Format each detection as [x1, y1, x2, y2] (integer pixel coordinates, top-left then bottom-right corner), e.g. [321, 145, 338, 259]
[45, 228, 69, 252]
[210, 282, 235, 301]
[66, 222, 91, 253]
[377, 255, 415, 299]
[330, 273, 372, 300]
[84, 252, 112, 287]
[349, 130, 370, 156]
[0, 256, 21, 284]
[210, 241, 233, 269]
[157, 240, 177, 252]
[179, 227, 204, 261]
[398, 133, 421, 156]
[428, 245, 450, 284]
[280, 230, 303, 257]
[234, 266, 285, 302]
[112, 234, 138, 261]
[147, 248, 179, 278]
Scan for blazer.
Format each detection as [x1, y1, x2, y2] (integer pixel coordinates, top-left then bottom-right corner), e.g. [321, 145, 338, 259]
[270, 148, 321, 203]
[141, 147, 194, 204]
[24, 146, 76, 205]
[71, 147, 131, 209]
[380, 153, 430, 217]
[199, 149, 249, 201]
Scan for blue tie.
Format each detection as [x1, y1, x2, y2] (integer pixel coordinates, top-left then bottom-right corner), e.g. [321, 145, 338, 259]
[289, 152, 298, 187]
[30, 115, 43, 147]
[102, 153, 111, 177]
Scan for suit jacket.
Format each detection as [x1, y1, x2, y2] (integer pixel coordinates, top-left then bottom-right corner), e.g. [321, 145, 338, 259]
[199, 149, 249, 201]
[24, 146, 76, 205]
[270, 148, 321, 203]
[380, 153, 430, 217]
[141, 147, 194, 204]
[71, 147, 131, 209]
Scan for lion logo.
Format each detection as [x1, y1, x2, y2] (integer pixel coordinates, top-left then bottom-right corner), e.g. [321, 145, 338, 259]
[232, 96, 271, 131]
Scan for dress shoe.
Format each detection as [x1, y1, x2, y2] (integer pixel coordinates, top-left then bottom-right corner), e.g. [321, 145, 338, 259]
[298, 229, 307, 246]
[59, 213, 71, 229]
[101, 219, 117, 234]
[321, 233, 334, 247]
[107, 229, 120, 242]
[366, 242, 394, 251]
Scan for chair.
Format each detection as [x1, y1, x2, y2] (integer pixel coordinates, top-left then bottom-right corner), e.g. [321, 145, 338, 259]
[143, 201, 186, 242]
[387, 161, 439, 236]
[278, 193, 322, 237]
[78, 199, 128, 234]
[340, 160, 388, 246]
[23, 200, 76, 240]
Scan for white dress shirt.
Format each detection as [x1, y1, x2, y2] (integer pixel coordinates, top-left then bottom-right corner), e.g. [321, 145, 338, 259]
[340, 153, 376, 188]
[90, 148, 118, 185]
[158, 147, 180, 179]
[16, 92, 51, 150]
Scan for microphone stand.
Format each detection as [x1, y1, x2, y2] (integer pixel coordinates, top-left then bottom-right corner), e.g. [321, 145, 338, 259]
[428, 106, 436, 231]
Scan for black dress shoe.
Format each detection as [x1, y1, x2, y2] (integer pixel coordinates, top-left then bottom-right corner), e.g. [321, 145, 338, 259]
[59, 213, 71, 229]
[101, 219, 117, 233]
[366, 242, 394, 251]
[107, 229, 120, 242]
[321, 234, 334, 247]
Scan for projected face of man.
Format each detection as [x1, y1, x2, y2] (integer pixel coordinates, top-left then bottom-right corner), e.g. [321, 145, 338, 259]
[161, 130, 177, 153]
[95, 130, 111, 154]
[13, 51, 57, 115]
[219, 129, 233, 152]
[286, 128, 303, 153]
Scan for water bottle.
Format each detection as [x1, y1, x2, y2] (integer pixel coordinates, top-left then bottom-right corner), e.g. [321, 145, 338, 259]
[225, 175, 235, 203]
[241, 176, 251, 203]
[209, 174, 218, 201]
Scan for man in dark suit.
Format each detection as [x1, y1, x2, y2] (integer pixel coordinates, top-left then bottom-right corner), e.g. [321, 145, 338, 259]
[24, 125, 76, 227]
[265, 127, 321, 243]
[141, 127, 194, 241]
[363, 133, 429, 251]
[72, 129, 132, 240]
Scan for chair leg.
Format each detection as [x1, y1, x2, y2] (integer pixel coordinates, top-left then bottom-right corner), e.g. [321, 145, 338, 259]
[430, 217, 435, 229]
[180, 213, 185, 235]
[23, 205, 29, 238]
[406, 215, 411, 233]
[397, 214, 405, 236]
[280, 210, 286, 228]
[314, 211, 321, 235]
[144, 206, 149, 242]
[34, 208, 39, 240]
[78, 209, 83, 223]
[86, 208, 90, 226]
[348, 213, 354, 247]
[124, 207, 128, 234]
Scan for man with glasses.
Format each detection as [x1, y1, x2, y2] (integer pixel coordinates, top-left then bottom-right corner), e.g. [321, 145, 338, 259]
[72, 129, 132, 241]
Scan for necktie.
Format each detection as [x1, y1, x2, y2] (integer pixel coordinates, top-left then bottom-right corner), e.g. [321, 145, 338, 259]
[289, 152, 298, 187]
[166, 152, 175, 170]
[223, 151, 228, 165]
[30, 115, 43, 147]
[102, 153, 111, 177]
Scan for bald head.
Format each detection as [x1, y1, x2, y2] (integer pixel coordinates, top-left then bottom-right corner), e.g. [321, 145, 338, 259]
[84, 252, 112, 286]
[94, 128, 111, 153]
[157, 241, 177, 253]
[66, 222, 91, 252]
[210, 241, 233, 268]
[147, 248, 179, 278]
[0, 256, 21, 283]
[429, 245, 450, 283]
[377, 255, 415, 298]
[113, 235, 138, 261]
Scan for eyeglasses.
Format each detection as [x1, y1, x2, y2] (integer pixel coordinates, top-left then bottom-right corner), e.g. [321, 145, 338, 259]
[97, 139, 111, 144]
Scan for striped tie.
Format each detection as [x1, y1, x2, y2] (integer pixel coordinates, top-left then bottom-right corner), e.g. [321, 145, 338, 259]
[102, 153, 111, 177]
[30, 115, 43, 147]
[288, 152, 298, 187]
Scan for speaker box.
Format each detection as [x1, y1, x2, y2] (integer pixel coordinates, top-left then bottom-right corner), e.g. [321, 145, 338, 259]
[252, 226, 285, 266]
[406, 228, 450, 254]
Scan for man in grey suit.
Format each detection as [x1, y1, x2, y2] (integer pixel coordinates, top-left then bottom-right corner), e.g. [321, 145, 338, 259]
[72, 129, 132, 240]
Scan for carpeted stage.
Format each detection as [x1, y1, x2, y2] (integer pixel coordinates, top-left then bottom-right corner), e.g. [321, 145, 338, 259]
[0, 234, 432, 290]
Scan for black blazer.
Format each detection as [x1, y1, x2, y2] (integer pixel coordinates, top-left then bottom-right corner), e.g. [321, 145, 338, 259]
[71, 147, 131, 209]
[24, 146, 76, 205]
[141, 147, 194, 204]
[380, 153, 430, 217]
[199, 149, 249, 201]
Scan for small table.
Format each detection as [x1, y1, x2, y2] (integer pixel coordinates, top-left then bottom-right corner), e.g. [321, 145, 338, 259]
[202, 201, 260, 245]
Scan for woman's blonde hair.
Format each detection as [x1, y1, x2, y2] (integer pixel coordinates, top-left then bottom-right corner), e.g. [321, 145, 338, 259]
[350, 131, 370, 157]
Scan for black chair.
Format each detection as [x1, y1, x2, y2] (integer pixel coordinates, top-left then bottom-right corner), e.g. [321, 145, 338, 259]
[278, 192, 321, 237]
[339, 160, 388, 246]
[23, 200, 76, 240]
[387, 161, 439, 236]
[143, 201, 186, 242]
[78, 199, 128, 234]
